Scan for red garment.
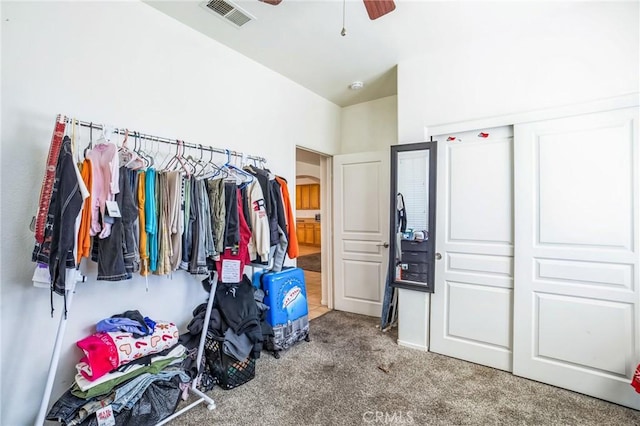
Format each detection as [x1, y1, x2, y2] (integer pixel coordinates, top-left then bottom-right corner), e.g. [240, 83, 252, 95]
[274, 176, 299, 259]
[632, 364, 640, 393]
[216, 189, 251, 276]
[35, 119, 66, 243]
[76, 333, 119, 382]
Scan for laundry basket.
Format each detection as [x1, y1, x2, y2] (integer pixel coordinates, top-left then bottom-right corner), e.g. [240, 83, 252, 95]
[204, 331, 256, 390]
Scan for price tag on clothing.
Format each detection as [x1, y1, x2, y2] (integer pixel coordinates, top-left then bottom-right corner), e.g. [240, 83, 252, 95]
[96, 405, 116, 426]
[105, 200, 122, 218]
[221, 259, 241, 283]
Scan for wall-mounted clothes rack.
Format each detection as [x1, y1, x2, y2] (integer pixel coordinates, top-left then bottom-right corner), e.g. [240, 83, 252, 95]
[61, 115, 267, 164]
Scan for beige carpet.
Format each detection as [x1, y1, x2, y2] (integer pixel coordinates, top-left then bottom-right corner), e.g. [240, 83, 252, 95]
[169, 311, 640, 425]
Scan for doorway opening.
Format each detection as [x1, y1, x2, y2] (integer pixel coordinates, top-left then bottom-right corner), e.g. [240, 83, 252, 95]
[296, 147, 331, 320]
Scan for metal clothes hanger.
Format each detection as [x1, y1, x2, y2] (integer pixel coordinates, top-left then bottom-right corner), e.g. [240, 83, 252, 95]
[163, 140, 192, 177]
[223, 149, 253, 188]
[183, 144, 203, 176]
[200, 148, 227, 180]
[137, 133, 154, 168]
[82, 122, 93, 159]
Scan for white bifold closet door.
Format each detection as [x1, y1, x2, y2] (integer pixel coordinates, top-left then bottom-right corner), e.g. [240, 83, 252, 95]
[430, 127, 515, 372]
[513, 107, 640, 410]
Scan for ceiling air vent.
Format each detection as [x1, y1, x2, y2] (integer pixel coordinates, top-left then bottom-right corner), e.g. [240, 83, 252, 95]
[203, 0, 255, 28]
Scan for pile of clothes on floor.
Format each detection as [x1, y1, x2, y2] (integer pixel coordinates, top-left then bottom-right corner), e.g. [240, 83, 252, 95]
[179, 273, 273, 391]
[47, 310, 192, 426]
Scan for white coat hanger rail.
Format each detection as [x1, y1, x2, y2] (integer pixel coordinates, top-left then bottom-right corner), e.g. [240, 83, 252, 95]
[63, 116, 265, 164]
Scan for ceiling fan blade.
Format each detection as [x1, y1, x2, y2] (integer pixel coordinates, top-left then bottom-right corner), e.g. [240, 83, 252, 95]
[259, 0, 282, 5]
[363, 0, 396, 20]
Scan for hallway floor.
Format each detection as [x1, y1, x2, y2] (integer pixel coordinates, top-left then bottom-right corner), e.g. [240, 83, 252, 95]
[298, 245, 330, 320]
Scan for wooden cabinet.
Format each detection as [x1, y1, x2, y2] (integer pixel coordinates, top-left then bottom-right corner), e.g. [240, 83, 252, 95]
[300, 185, 310, 209]
[313, 223, 321, 246]
[296, 220, 321, 246]
[295, 220, 304, 245]
[309, 184, 320, 209]
[296, 184, 320, 210]
[304, 223, 314, 244]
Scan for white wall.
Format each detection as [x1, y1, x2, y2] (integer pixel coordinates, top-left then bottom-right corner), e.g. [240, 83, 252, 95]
[396, 1, 640, 350]
[398, 1, 640, 142]
[340, 95, 397, 154]
[296, 162, 320, 181]
[0, 2, 340, 424]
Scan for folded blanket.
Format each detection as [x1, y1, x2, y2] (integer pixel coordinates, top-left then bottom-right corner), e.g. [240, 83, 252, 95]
[76, 320, 179, 382]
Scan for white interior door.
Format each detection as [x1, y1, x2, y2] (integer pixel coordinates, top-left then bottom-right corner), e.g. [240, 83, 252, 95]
[430, 127, 515, 371]
[333, 151, 389, 316]
[513, 107, 640, 409]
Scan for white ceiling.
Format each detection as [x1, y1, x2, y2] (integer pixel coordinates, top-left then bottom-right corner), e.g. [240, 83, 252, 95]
[145, 0, 447, 107]
[146, 1, 605, 108]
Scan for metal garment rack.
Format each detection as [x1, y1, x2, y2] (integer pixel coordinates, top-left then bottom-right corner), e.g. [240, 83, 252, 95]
[36, 114, 266, 425]
[65, 117, 267, 164]
[157, 271, 219, 425]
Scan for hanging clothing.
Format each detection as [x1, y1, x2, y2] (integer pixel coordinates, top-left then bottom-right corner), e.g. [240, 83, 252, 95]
[271, 179, 287, 241]
[246, 166, 279, 246]
[120, 167, 140, 274]
[270, 225, 288, 273]
[189, 178, 209, 275]
[180, 178, 193, 271]
[167, 171, 183, 271]
[137, 171, 149, 276]
[86, 142, 119, 239]
[76, 159, 93, 263]
[216, 188, 252, 274]
[92, 165, 132, 282]
[246, 179, 270, 263]
[145, 168, 158, 272]
[223, 181, 240, 250]
[207, 178, 226, 256]
[274, 176, 298, 259]
[200, 180, 215, 259]
[397, 193, 407, 233]
[129, 171, 141, 271]
[44, 137, 85, 297]
[155, 173, 169, 276]
[32, 136, 86, 318]
[269, 178, 289, 271]
[240, 186, 251, 233]
[35, 119, 66, 244]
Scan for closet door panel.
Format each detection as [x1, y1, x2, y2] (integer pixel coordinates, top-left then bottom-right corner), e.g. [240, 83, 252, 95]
[536, 124, 632, 249]
[431, 126, 514, 372]
[513, 107, 640, 410]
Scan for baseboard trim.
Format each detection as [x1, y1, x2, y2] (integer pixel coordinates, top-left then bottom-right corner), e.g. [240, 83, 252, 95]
[397, 339, 428, 351]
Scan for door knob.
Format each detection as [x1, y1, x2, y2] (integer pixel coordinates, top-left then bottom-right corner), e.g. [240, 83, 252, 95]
[377, 242, 389, 248]
[435, 253, 442, 260]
